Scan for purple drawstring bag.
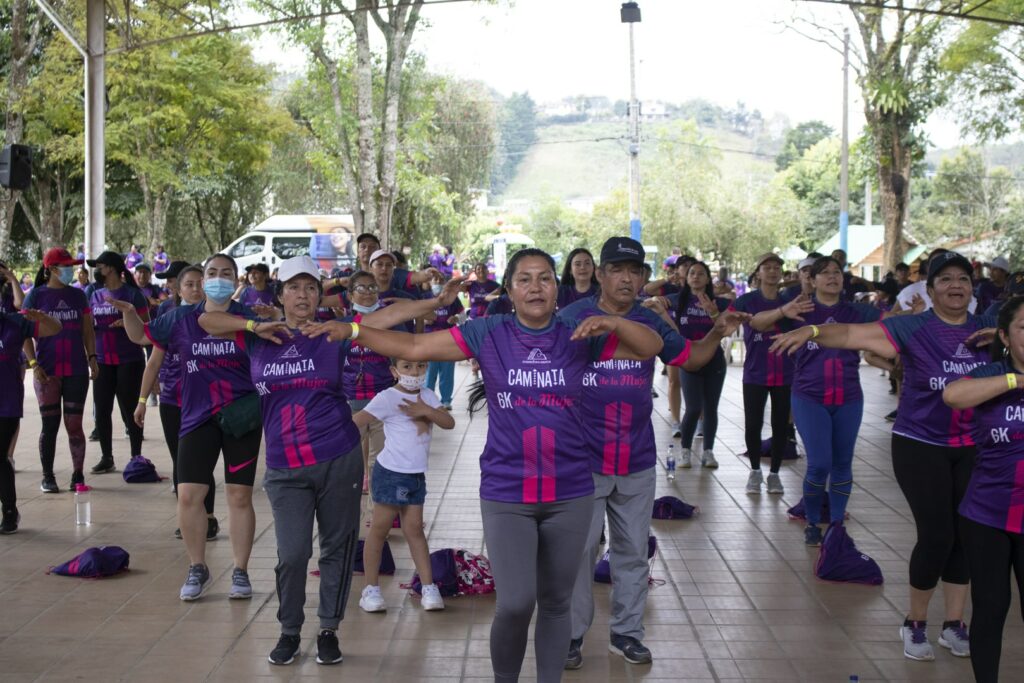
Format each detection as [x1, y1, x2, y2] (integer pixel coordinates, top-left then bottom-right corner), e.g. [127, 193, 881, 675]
[757, 437, 799, 461]
[353, 539, 396, 575]
[594, 535, 657, 583]
[652, 496, 699, 519]
[48, 546, 130, 578]
[787, 496, 850, 521]
[814, 523, 883, 585]
[122, 455, 163, 483]
[410, 549, 460, 597]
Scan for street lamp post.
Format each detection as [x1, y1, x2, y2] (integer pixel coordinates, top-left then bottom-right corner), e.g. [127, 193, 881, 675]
[621, 2, 642, 242]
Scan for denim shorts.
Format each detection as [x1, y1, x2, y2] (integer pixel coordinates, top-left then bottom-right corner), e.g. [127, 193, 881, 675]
[371, 461, 427, 506]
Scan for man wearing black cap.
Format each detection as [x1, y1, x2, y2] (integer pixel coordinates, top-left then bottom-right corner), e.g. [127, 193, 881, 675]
[559, 237, 749, 670]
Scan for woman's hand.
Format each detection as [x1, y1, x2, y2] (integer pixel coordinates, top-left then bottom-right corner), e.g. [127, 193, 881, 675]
[105, 297, 134, 314]
[570, 315, 620, 341]
[696, 292, 719, 318]
[31, 363, 49, 385]
[252, 303, 282, 320]
[301, 320, 354, 343]
[134, 403, 146, 428]
[768, 326, 816, 356]
[436, 277, 465, 307]
[780, 294, 814, 322]
[88, 356, 99, 380]
[909, 293, 926, 314]
[252, 321, 292, 344]
[965, 327, 997, 348]
[641, 296, 669, 316]
[713, 311, 751, 337]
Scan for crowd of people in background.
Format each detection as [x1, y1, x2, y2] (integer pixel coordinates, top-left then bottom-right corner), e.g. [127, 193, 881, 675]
[2, 233, 1024, 683]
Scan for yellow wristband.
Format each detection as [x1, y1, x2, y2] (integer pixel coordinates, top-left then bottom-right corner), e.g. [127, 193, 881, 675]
[138, 397, 147, 404]
[1009, 373, 1018, 391]
[709, 311, 720, 319]
[350, 322, 360, 340]
[245, 319, 257, 333]
[810, 325, 820, 339]
[28, 359, 38, 369]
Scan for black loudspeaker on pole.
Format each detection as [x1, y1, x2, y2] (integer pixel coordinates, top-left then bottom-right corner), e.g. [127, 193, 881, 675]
[0, 144, 33, 191]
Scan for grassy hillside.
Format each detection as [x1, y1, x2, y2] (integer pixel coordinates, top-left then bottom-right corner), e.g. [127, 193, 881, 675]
[502, 120, 778, 202]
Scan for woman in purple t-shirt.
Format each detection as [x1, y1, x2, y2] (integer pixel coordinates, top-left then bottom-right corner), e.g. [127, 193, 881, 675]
[22, 248, 98, 493]
[943, 296, 1024, 683]
[771, 252, 995, 661]
[302, 248, 663, 683]
[556, 247, 599, 310]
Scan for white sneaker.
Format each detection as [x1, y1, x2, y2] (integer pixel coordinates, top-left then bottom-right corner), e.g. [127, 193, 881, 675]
[680, 448, 693, 469]
[420, 583, 445, 611]
[701, 450, 718, 469]
[745, 469, 763, 494]
[766, 472, 784, 494]
[359, 585, 386, 613]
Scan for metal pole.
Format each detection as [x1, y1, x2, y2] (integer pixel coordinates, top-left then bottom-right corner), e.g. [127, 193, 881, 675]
[627, 22, 641, 242]
[85, 0, 105, 258]
[839, 28, 849, 255]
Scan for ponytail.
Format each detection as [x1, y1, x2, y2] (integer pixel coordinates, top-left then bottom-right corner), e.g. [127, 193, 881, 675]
[34, 266, 48, 288]
[467, 378, 488, 417]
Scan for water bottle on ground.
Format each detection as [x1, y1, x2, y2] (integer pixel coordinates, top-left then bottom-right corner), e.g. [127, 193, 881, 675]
[75, 484, 91, 526]
[666, 445, 676, 481]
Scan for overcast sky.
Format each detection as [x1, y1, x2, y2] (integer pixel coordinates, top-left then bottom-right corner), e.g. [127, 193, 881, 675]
[256, 0, 979, 148]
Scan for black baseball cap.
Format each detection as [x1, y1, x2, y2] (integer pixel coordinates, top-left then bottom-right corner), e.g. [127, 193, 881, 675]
[155, 261, 191, 280]
[86, 251, 126, 269]
[926, 251, 973, 287]
[600, 237, 645, 266]
[245, 262, 270, 274]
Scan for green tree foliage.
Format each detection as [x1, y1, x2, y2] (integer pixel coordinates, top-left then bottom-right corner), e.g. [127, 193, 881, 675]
[775, 120, 834, 171]
[491, 92, 537, 197]
[941, 1, 1024, 141]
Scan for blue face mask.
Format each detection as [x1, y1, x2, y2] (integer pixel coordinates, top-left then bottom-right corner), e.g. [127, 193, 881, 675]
[57, 266, 76, 285]
[352, 301, 380, 314]
[203, 277, 235, 304]
[431, 284, 444, 296]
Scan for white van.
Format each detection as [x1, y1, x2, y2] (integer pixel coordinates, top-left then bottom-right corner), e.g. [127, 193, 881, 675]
[224, 214, 357, 274]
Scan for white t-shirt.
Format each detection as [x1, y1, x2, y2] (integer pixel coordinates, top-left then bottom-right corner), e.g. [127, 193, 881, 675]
[364, 386, 442, 474]
[896, 280, 977, 314]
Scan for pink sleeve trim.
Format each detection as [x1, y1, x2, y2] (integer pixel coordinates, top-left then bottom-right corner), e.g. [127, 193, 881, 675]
[33, 321, 40, 339]
[405, 273, 414, 288]
[450, 327, 474, 358]
[234, 331, 247, 351]
[143, 324, 166, 351]
[667, 340, 692, 367]
[878, 321, 900, 353]
[599, 332, 620, 362]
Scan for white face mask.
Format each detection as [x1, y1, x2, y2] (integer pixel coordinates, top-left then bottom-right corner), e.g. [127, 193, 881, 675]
[352, 301, 380, 314]
[397, 373, 427, 391]
[431, 284, 444, 296]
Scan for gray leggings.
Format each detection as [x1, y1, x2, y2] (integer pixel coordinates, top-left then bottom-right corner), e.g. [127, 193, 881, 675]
[481, 495, 593, 683]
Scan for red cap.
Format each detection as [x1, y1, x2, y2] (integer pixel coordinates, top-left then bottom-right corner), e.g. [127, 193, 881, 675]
[43, 248, 83, 268]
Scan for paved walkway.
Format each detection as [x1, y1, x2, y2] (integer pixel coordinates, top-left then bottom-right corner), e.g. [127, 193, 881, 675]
[0, 361, 1019, 681]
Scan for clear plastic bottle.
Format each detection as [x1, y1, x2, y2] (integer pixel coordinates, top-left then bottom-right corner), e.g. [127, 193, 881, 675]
[666, 444, 676, 481]
[75, 484, 91, 526]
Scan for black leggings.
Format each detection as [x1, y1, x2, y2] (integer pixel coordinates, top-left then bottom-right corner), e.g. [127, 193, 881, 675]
[159, 403, 215, 515]
[0, 417, 19, 515]
[37, 374, 89, 475]
[680, 351, 726, 450]
[743, 383, 791, 473]
[93, 361, 145, 460]
[961, 516, 1024, 683]
[891, 434, 974, 589]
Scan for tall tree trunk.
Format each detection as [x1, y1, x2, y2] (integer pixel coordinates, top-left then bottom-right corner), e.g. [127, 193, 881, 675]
[870, 112, 913, 271]
[17, 176, 64, 251]
[351, 3, 379, 240]
[0, 0, 40, 259]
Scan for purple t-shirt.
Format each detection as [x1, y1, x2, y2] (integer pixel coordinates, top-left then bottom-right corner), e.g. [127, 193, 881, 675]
[485, 295, 512, 316]
[880, 310, 997, 446]
[425, 297, 464, 333]
[144, 301, 255, 436]
[0, 288, 14, 314]
[559, 298, 692, 475]
[557, 283, 598, 311]
[139, 283, 162, 319]
[22, 285, 90, 377]
[125, 252, 143, 270]
[153, 251, 170, 273]
[89, 285, 148, 365]
[450, 314, 617, 503]
[467, 280, 499, 319]
[239, 286, 275, 310]
[784, 300, 881, 405]
[341, 311, 413, 401]
[733, 289, 795, 386]
[670, 294, 733, 342]
[154, 299, 181, 405]
[238, 331, 361, 470]
[959, 360, 1024, 532]
[0, 313, 38, 418]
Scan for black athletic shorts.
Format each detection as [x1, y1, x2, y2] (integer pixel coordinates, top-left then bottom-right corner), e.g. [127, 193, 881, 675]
[177, 418, 262, 487]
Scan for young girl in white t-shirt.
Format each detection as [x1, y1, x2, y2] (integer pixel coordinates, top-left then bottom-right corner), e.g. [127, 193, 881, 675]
[353, 358, 455, 613]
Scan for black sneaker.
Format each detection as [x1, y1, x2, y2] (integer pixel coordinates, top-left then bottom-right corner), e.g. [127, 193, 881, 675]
[0, 509, 20, 535]
[69, 470, 84, 491]
[564, 637, 583, 670]
[609, 634, 652, 664]
[40, 475, 59, 493]
[316, 629, 343, 665]
[206, 517, 219, 540]
[90, 457, 115, 474]
[268, 634, 301, 665]
[88, 430, 99, 442]
[174, 528, 182, 539]
[885, 410, 898, 423]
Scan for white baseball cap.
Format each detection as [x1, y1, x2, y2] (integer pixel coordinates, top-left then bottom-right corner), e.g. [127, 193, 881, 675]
[798, 256, 818, 271]
[369, 249, 396, 266]
[277, 255, 320, 284]
[985, 256, 1010, 272]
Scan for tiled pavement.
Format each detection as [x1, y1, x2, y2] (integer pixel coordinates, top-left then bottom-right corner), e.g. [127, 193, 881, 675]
[0, 361, 1018, 681]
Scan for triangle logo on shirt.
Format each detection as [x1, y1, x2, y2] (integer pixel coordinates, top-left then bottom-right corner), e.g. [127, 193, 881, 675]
[525, 348, 550, 364]
[280, 344, 302, 359]
[825, 316, 837, 324]
[953, 343, 975, 360]
[56, 300, 70, 310]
